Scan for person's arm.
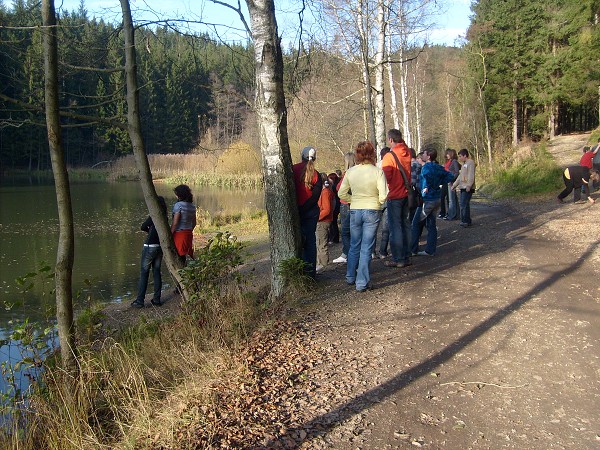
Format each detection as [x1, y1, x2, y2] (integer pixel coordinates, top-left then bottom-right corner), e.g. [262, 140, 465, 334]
[318, 189, 333, 221]
[171, 212, 181, 233]
[338, 172, 352, 203]
[377, 168, 389, 205]
[582, 178, 596, 203]
[465, 161, 475, 192]
[299, 175, 323, 214]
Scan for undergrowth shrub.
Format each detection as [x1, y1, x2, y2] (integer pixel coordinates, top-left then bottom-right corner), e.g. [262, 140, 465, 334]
[479, 144, 563, 198]
[3, 232, 263, 449]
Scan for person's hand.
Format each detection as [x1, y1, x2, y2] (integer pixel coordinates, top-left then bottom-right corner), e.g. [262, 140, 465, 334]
[466, 186, 471, 192]
[589, 197, 596, 204]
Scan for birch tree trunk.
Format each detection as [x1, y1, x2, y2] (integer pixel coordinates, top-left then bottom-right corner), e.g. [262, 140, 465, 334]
[399, 46, 412, 147]
[373, 0, 386, 152]
[387, 34, 400, 129]
[119, 0, 187, 300]
[246, 0, 301, 301]
[356, 0, 377, 145]
[41, 0, 77, 372]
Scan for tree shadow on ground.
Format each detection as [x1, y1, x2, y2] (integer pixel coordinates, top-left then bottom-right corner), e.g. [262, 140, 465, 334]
[270, 193, 599, 448]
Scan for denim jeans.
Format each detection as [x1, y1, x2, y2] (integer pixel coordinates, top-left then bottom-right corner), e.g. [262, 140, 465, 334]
[346, 209, 381, 290]
[459, 189, 473, 224]
[135, 246, 163, 304]
[446, 184, 458, 220]
[387, 198, 411, 264]
[378, 206, 390, 256]
[300, 209, 319, 278]
[411, 203, 439, 255]
[339, 203, 351, 256]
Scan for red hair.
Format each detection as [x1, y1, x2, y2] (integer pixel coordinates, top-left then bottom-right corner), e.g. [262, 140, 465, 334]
[355, 141, 376, 165]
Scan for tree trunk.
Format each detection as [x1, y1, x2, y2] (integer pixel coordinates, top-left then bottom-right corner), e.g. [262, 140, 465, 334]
[356, 0, 377, 145]
[373, 0, 386, 153]
[399, 46, 411, 147]
[387, 33, 400, 130]
[119, 0, 187, 300]
[246, 0, 301, 301]
[41, 0, 77, 373]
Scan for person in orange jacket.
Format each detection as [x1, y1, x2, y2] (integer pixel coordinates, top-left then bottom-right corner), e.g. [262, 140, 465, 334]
[316, 173, 335, 273]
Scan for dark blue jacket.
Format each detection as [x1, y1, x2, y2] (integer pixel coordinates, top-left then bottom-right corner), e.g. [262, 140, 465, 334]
[420, 162, 455, 202]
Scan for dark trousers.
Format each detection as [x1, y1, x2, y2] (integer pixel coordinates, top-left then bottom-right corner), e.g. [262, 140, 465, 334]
[558, 174, 581, 202]
[459, 189, 473, 224]
[439, 183, 448, 216]
[135, 246, 163, 303]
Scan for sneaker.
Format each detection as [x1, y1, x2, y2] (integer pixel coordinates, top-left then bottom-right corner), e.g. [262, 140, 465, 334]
[460, 222, 471, 227]
[437, 214, 444, 218]
[151, 299, 163, 306]
[357, 283, 373, 292]
[315, 265, 324, 273]
[131, 301, 144, 309]
[379, 253, 389, 259]
[410, 252, 418, 256]
[417, 251, 434, 256]
[333, 254, 347, 264]
[371, 252, 378, 260]
[556, 197, 564, 204]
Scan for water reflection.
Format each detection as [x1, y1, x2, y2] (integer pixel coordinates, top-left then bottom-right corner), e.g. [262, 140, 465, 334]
[0, 180, 264, 330]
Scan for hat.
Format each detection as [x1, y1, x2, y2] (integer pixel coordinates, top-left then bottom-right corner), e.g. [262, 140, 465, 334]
[301, 146, 316, 161]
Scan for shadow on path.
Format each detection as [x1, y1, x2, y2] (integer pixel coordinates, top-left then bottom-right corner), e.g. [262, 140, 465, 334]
[270, 238, 600, 448]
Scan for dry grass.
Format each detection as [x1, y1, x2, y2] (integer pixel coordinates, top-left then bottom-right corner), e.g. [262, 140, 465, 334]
[5, 244, 269, 449]
[107, 141, 263, 188]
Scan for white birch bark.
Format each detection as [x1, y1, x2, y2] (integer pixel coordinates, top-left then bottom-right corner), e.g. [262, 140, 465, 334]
[387, 33, 400, 129]
[373, 0, 387, 152]
[246, 0, 301, 300]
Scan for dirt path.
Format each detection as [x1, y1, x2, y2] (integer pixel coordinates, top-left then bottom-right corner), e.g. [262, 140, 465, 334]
[241, 133, 600, 449]
[110, 133, 600, 448]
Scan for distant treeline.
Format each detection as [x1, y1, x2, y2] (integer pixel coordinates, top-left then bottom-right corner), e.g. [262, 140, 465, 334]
[0, 2, 256, 171]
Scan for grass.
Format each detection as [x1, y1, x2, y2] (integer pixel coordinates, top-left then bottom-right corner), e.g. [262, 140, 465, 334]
[0, 232, 273, 450]
[478, 143, 563, 198]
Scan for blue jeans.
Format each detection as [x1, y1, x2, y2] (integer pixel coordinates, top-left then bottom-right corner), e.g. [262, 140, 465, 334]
[346, 209, 380, 290]
[300, 210, 319, 278]
[387, 198, 411, 264]
[135, 246, 163, 304]
[411, 203, 439, 255]
[339, 203, 351, 256]
[446, 184, 458, 220]
[459, 189, 473, 224]
[378, 206, 390, 256]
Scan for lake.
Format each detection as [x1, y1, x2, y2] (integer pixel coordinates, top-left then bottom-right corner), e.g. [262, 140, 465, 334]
[0, 178, 264, 350]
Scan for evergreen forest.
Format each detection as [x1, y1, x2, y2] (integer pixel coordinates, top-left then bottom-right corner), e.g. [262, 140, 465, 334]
[0, 0, 598, 172]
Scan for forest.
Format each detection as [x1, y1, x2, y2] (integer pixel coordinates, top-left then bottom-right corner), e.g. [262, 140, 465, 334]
[0, 0, 598, 172]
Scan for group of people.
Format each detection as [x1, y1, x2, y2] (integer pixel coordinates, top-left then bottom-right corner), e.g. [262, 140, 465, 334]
[131, 184, 197, 308]
[557, 139, 600, 204]
[294, 129, 477, 292]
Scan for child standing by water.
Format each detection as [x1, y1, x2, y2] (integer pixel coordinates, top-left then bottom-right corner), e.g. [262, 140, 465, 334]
[171, 185, 197, 264]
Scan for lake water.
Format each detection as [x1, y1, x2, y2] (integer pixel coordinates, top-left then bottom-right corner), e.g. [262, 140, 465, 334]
[0, 179, 264, 390]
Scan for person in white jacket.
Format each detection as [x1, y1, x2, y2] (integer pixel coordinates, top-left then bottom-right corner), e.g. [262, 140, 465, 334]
[451, 149, 476, 227]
